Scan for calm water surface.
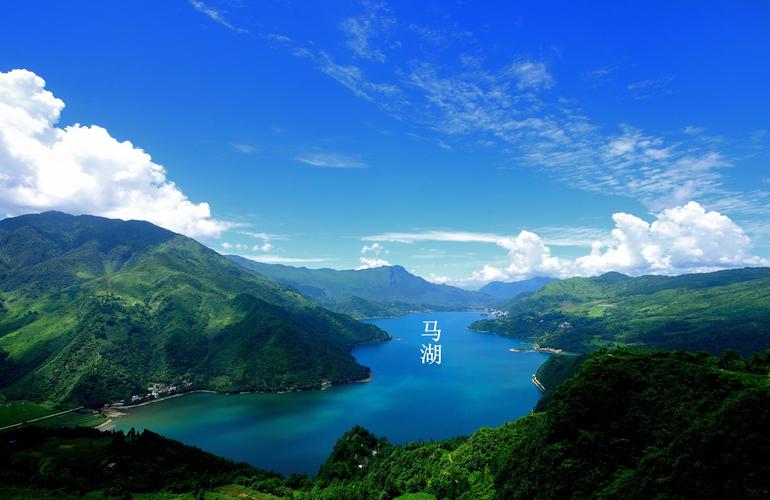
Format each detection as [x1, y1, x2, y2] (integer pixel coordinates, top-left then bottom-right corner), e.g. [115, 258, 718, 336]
[110, 311, 549, 474]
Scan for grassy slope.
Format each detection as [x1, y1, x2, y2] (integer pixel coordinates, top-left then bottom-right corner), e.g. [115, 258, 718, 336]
[226, 256, 493, 317]
[471, 268, 770, 355]
[0, 213, 388, 407]
[3, 349, 768, 499]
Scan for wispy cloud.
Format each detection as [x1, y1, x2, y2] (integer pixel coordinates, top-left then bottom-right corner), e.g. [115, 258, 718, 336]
[295, 151, 367, 169]
[507, 60, 554, 90]
[363, 227, 608, 249]
[363, 230, 502, 244]
[290, 48, 402, 105]
[240, 255, 332, 264]
[185, 0, 770, 236]
[340, 0, 396, 63]
[683, 125, 705, 136]
[231, 143, 258, 154]
[189, 0, 246, 34]
[581, 65, 618, 86]
[627, 75, 674, 100]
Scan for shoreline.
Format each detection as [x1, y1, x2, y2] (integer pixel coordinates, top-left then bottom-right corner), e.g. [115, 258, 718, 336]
[98, 376, 375, 429]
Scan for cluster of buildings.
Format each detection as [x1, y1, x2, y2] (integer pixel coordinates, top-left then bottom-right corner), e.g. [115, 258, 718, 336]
[109, 380, 193, 407]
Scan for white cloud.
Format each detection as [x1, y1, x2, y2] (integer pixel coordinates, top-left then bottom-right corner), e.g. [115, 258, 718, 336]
[506, 60, 553, 90]
[340, 1, 395, 63]
[683, 125, 705, 136]
[362, 228, 602, 248]
[425, 273, 451, 284]
[223, 230, 276, 253]
[0, 69, 228, 238]
[189, 0, 246, 34]
[358, 242, 390, 269]
[232, 143, 258, 154]
[361, 242, 388, 255]
[241, 255, 331, 264]
[357, 257, 391, 269]
[627, 76, 674, 100]
[295, 151, 367, 168]
[367, 202, 768, 284]
[363, 230, 501, 244]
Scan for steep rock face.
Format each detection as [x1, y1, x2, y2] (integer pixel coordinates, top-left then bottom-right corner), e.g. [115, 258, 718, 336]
[0, 212, 388, 406]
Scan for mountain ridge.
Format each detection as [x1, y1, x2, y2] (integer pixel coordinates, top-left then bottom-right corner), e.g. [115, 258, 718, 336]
[226, 255, 494, 318]
[0, 212, 388, 407]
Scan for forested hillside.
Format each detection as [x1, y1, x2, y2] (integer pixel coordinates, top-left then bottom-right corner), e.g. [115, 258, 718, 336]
[0, 212, 388, 407]
[471, 268, 770, 355]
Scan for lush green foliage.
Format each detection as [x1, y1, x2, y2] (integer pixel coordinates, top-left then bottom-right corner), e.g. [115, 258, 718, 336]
[477, 277, 552, 302]
[0, 426, 276, 498]
[494, 348, 770, 499]
[227, 256, 493, 318]
[471, 268, 770, 355]
[0, 212, 388, 407]
[531, 353, 586, 411]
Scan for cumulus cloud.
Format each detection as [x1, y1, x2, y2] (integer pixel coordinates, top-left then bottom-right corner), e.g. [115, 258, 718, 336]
[0, 69, 228, 238]
[357, 242, 390, 269]
[367, 202, 768, 283]
[357, 257, 391, 269]
[475, 202, 767, 281]
[361, 242, 388, 255]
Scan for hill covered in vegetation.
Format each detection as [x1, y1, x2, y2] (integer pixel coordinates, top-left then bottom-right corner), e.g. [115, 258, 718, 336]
[471, 268, 770, 355]
[3, 348, 768, 498]
[227, 256, 494, 318]
[0, 212, 388, 408]
[477, 277, 552, 302]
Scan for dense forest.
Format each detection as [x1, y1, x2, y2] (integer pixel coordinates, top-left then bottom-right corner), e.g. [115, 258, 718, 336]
[3, 348, 769, 499]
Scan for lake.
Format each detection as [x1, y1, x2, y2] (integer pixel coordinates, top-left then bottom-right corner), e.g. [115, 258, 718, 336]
[108, 311, 549, 475]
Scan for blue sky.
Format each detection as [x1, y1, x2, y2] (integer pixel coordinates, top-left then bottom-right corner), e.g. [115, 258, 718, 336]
[1, 1, 769, 286]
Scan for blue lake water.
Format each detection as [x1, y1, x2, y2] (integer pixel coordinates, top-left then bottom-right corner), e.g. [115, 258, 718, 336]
[109, 311, 549, 475]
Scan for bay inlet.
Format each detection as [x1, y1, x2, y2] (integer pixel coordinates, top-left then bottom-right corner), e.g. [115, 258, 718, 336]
[108, 311, 550, 474]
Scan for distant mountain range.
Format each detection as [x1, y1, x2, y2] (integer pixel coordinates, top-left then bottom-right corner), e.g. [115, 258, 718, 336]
[227, 256, 495, 318]
[0, 212, 387, 407]
[478, 277, 553, 301]
[472, 268, 770, 355]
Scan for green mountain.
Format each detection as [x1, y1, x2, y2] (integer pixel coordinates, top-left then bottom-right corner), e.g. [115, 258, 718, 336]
[226, 256, 494, 318]
[471, 268, 770, 355]
[0, 212, 388, 407]
[477, 277, 553, 302]
[4, 349, 769, 498]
